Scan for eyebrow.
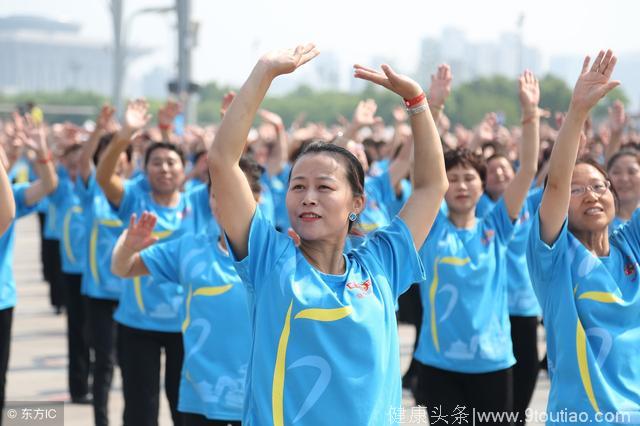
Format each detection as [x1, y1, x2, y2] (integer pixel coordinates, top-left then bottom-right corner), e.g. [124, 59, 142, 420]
[290, 175, 338, 182]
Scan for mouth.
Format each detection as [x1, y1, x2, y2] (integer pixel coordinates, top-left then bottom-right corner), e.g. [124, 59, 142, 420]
[299, 212, 322, 222]
[585, 207, 604, 216]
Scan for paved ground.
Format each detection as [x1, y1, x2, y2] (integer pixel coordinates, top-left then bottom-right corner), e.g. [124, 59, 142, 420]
[7, 215, 550, 425]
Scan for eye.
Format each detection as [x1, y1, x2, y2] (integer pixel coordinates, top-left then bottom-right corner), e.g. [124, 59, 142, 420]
[291, 184, 304, 191]
[570, 187, 584, 196]
[593, 182, 607, 192]
[319, 185, 333, 191]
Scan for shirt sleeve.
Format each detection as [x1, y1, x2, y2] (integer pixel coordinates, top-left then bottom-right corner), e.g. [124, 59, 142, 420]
[75, 172, 95, 207]
[483, 198, 516, 245]
[355, 216, 426, 299]
[139, 237, 182, 285]
[617, 207, 640, 249]
[116, 179, 139, 221]
[225, 207, 290, 293]
[526, 211, 569, 311]
[12, 183, 37, 219]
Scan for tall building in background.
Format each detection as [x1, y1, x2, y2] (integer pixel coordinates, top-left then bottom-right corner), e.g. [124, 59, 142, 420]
[416, 27, 542, 85]
[0, 15, 148, 95]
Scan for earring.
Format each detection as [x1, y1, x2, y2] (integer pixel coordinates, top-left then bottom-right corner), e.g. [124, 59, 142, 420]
[348, 212, 358, 222]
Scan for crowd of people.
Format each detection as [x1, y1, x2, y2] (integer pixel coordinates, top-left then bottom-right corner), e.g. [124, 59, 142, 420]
[0, 45, 638, 426]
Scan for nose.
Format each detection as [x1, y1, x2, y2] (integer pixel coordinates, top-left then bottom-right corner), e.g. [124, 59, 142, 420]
[302, 188, 317, 206]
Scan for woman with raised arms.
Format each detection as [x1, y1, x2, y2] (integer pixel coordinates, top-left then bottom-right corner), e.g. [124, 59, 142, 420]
[207, 44, 448, 425]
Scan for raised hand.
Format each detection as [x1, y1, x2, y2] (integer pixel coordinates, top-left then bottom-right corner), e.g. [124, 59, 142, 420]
[96, 105, 116, 132]
[123, 99, 151, 133]
[518, 70, 540, 113]
[258, 108, 284, 129]
[258, 43, 319, 78]
[158, 100, 181, 128]
[122, 212, 158, 252]
[429, 64, 452, 108]
[352, 99, 380, 128]
[608, 99, 626, 135]
[354, 64, 422, 100]
[570, 50, 620, 115]
[220, 91, 236, 119]
[23, 124, 49, 160]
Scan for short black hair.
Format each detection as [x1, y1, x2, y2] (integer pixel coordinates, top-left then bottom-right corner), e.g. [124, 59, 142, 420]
[144, 142, 185, 168]
[444, 148, 486, 184]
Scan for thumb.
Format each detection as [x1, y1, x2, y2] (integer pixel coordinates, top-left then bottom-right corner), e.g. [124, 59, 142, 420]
[381, 64, 397, 81]
[600, 81, 621, 98]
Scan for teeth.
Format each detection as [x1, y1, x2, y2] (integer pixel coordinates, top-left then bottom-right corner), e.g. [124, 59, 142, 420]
[301, 213, 320, 218]
[585, 208, 603, 215]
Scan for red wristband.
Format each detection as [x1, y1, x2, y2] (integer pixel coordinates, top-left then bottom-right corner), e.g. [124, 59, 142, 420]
[37, 152, 53, 164]
[403, 92, 426, 108]
[158, 123, 171, 131]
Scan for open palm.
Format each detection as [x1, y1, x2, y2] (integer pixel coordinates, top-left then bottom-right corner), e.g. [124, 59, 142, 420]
[123, 212, 158, 252]
[260, 44, 319, 78]
[571, 50, 620, 114]
[124, 99, 151, 132]
[518, 70, 540, 110]
[354, 64, 422, 100]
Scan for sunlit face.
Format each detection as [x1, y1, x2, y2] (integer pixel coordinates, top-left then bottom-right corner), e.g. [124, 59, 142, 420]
[145, 148, 184, 195]
[568, 163, 616, 234]
[286, 153, 364, 242]
[444, 164, 484, 215]
[608, 154, 640, 205]
[485, 156, 514, 199]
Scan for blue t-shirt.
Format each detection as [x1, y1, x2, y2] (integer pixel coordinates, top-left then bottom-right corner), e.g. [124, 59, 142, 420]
[355, 172, 392, 236]
[261, 164, 291, 231]
[112, 179, 202, 332]
[228, 208, 424, 425]
[609, 215, 629, 235]
[526, 212, 640, 425]
[140, 222, 251, 421]
[0, 184, 38, 310]
[76, 173, 129, 300]
[48, 174, 85, 274]
[384, 178, 411, 219]
[415, 199, 517, 373]
[43, 165, 68, 240]
[476, 189, 544, 317]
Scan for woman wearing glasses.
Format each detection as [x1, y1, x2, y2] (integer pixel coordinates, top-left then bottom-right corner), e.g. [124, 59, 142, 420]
[526, 50, 640, 424]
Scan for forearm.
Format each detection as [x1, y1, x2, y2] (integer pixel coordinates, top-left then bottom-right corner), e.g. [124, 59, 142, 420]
[519, 113, 540, 176]
[209, 62, 274, 168]
[266, 125, 288, 176]
[111, 234, 149, 278]
[410, 105, 447, 192]
[604, 130, 623, 164]
[0, 164, 15, 233]
[96, 130, 130, 204]
[547, 108, 586, 191]
[80, 129, 105, 182]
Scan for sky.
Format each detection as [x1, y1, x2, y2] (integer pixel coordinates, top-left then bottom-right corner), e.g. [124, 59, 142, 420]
[2, 0, 639, 88]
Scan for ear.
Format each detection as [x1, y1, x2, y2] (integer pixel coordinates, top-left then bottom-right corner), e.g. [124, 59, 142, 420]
[352, 193, 366, 215]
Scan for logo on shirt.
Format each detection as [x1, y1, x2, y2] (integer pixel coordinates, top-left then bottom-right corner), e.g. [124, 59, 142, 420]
[177, 206, 192, 220]
[624, 262, 637, 277]
[346, 279, 372, 298]
[481, 229, 495, 246]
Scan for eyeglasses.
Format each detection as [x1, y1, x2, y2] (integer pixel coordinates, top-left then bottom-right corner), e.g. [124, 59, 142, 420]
[570, 180, 611, 197]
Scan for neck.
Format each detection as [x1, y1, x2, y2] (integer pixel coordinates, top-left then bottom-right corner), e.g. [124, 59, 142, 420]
[486, 189, 502, 202]
[448, 208, 476, 229]
[152, 191, 180, 207]
[617, 199, 639, 221]
[572, 228, 610, 257]
[299, 238, 346, 275]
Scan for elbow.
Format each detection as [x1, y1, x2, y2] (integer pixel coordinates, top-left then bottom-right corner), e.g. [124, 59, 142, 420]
[110, 260, 128, 279]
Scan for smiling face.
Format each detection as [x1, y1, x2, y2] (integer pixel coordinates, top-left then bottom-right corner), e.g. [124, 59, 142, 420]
[568, 163, 616, 234]
[444, 164, 484, 215]
[608, 154, 640, 205]
[286, 153, 364, 242]
[145, 148, 184, 195]
[485, 156, 514, 199]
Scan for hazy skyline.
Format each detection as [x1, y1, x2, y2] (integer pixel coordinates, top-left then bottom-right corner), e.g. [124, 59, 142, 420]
[2, 0, 638, 88]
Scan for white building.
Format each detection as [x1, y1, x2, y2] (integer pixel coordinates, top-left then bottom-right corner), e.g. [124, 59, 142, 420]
[0, 15, 148, 95]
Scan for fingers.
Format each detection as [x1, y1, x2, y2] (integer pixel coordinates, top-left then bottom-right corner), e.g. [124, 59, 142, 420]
[581, 56, 591, 75]
[590, 50, 605, 72]
[129, 213, 137, 229]
[601, 53, 617, 78]
[353, 66, 389, 88]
